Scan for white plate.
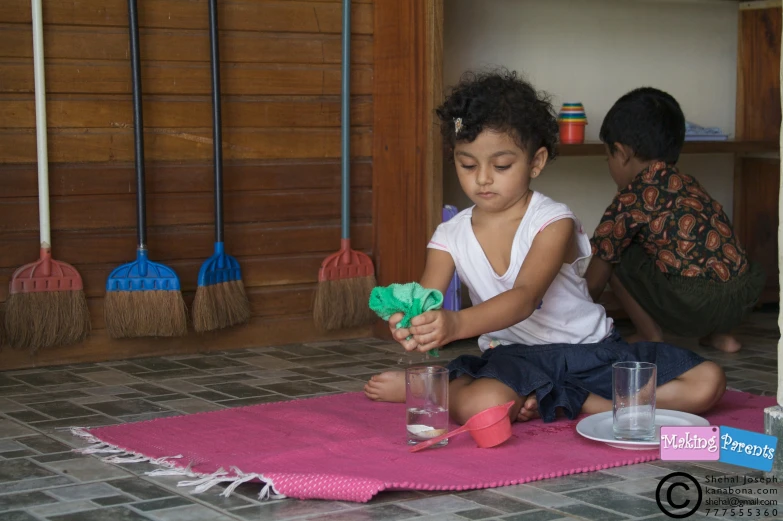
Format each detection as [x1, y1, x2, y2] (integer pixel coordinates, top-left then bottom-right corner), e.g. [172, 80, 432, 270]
[576, 409, 710, 450]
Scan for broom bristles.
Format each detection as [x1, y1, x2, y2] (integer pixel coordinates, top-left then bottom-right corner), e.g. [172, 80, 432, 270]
[313, 275, 377, 331]
[4, 290, 91, 353]
[104, 290, 188, 339]
[192, 280, 251, 333]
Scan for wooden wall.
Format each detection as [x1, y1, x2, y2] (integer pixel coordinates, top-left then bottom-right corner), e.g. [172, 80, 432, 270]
[734, 4, 781, 303]
[0, 0, 378, 369]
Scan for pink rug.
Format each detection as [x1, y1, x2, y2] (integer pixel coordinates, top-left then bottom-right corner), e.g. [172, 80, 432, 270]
[72, 390, 775, 503]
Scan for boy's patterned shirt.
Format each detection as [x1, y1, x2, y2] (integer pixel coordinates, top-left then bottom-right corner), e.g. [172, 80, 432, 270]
[589, 161, 749, 282]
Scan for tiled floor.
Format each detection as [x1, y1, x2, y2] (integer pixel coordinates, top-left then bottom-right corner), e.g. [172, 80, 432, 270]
[0, 307, 780, 521]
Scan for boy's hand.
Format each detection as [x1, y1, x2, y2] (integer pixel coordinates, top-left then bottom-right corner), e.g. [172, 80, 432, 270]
[409, 310, 460, 352]
[388, 312, 417, 351]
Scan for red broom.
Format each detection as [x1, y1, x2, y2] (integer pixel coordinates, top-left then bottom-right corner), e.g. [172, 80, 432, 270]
[5, 0, 91, 352]
[313, 0, 376, 331]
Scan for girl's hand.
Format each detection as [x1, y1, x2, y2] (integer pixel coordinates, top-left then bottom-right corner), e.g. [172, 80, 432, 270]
[388, 313, 418, 351]
[409, 310, 460, 352]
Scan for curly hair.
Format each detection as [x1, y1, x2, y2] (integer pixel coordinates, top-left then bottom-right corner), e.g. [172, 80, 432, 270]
[436, 68, 559, 162]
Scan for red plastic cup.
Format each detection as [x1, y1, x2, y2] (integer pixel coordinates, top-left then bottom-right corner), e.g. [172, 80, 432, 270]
[559, 121, 586, 144]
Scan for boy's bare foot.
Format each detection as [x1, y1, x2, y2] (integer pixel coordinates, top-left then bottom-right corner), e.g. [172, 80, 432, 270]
[364, 371, 406, 403]
[700, 333, 742, 354]
[516, 394, 540, 422]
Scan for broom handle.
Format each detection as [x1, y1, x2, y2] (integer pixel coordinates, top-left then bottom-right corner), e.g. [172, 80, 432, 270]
[128, 0, 147, 248]
[31, 0, 50, 249]
[341, 0, 350, 241]
[208, 0, 223, 243]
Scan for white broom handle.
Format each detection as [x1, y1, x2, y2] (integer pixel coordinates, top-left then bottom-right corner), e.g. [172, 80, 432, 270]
[31, 0, 51, 248]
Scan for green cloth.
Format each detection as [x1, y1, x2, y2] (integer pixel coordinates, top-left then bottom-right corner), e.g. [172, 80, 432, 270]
[368, 283, 444, 356]
[615, 244, 766, 337]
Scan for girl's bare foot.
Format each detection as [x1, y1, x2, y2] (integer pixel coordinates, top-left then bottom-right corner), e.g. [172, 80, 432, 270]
[700, 333, 742, 353]
[516, 394, 540, 422]
[364, 371, 406, 403]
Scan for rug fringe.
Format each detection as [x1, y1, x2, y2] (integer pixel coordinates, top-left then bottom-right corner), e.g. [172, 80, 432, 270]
[179, 467, 232, 493]
[69, 427, 285, 501]
[147, 461, 196, 477]
[177, 466, 284, 500]
[70, 426, 101, 442]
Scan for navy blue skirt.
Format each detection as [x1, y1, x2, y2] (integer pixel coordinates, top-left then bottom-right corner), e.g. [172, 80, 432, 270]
[446, 331, 705, 423]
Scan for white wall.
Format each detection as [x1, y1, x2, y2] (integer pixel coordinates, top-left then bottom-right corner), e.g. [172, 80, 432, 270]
[442, 0, 739, 234]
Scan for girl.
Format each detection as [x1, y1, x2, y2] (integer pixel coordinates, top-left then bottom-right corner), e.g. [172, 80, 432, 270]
[364, 69, 726, 425]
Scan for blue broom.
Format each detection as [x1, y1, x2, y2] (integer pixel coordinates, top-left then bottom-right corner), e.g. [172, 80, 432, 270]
[103, 0, 187, 338]
[192, 0, 250, 332]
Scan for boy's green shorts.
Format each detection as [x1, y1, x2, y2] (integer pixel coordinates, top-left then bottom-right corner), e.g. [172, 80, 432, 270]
[614, 244, 766, 337]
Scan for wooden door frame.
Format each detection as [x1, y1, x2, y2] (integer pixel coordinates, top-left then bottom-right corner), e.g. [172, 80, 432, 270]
[372, 0, 444, 336]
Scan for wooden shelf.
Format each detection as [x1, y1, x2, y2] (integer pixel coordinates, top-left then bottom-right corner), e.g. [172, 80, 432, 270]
[557, 140, 779, 157]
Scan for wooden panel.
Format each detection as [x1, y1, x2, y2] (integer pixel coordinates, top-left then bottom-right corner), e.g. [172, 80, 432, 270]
[0, 0, 374, 34]
[373, 1, 441, 285]
[733, 6, 780, 305]
[0, 127, 372, 163]
[0, 316, 374, 371]
[0, 0, 380, 369]
[372, 0, 441, 338]
[0, 160, 372, 198]
[0, 60, 374, 96]
[735, 158, 780, 301]
[0, 95, 373, 129]
[736, 7, 782, 140]
[0, 189, 372, 232]
[0, 24, 373, 65]
[0, 221, 373, 268]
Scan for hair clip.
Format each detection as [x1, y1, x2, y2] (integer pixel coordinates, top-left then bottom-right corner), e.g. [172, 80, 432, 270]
[454, 117, 463, 135]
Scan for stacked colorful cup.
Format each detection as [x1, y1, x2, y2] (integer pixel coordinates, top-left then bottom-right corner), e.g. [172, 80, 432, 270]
[557, 102, 588, 144]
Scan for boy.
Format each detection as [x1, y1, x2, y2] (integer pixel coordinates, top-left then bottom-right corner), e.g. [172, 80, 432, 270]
[584, 87, 765, 353]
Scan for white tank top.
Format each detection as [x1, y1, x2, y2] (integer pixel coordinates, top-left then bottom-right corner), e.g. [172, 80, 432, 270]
[428, 191, 614, 351]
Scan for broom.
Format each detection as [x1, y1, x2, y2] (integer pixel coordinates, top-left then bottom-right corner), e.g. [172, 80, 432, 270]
[103, 0, 187, 339]
[192, 0, 250, 332]
[4, 0, 91, 352]
[313, 0, 377, 331]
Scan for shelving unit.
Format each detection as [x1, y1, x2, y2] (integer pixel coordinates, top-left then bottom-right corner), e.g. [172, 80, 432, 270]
[559, 140, 779, 157]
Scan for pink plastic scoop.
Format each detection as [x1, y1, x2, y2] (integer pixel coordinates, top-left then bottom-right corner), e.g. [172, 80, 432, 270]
[409, 400, 515, 453]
